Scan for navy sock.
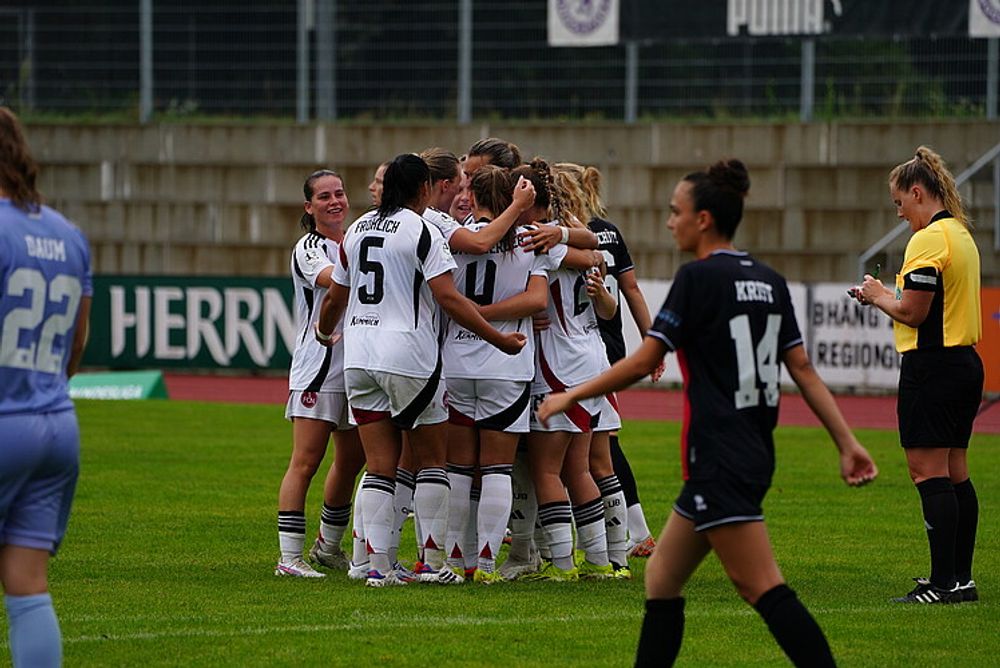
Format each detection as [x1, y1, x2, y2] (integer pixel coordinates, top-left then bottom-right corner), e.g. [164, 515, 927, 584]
[917, 477, 958, 589]
[953, 478, 978, 583]
[634, 597, 685, 667]
[753, 584, 835, 668]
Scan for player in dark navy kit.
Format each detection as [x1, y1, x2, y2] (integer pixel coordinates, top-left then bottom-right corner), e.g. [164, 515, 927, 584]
[537, 159, 878, 667]
[0, 107, 92, 668]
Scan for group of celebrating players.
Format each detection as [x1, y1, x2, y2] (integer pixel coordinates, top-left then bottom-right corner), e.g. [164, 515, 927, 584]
[276, 138, 662, 586]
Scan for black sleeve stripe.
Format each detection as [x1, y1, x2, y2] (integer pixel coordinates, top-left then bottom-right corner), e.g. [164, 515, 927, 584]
[292, 253, 307, 281]
[904, 266, 939, 292]
[417, 223, 432, 263]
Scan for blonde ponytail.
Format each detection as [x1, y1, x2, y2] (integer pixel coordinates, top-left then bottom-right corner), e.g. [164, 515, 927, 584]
[890, 145, 970, 227]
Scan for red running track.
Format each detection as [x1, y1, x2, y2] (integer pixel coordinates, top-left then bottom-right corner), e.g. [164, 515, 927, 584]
[163, 373, 1000, 434]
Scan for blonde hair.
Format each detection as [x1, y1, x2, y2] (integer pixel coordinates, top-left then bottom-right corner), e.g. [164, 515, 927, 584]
[552, 162, 590, 228]
[580, 165, 606, 219]
[889, 145, 969, 227]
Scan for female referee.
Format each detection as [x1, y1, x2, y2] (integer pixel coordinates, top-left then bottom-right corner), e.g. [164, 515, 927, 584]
[538, 158, 877, 666]
[857, 146, 983, 604]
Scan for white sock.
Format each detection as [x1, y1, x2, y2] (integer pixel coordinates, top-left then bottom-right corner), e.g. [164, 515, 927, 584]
[359, 474, 396, 571]
[509, 450, 538, 562]
[390, 468, 415, 565]
[415, 467, 450, 568]
[319, 503, 351, 551]
[445, 464, 474, 569]
[463, 488, 480, 570]
[628, 503, 652, 543]
[597, 475, 628, 567]
[538, 501, 574, 570]
[351, 475, 368, 566]
[574, 497, 609, 566]
[478, 466, 512, 571]
[277, 511, 306, 561]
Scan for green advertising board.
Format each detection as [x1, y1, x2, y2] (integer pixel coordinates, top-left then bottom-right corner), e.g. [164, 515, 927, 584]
[83, 276, 295, 370]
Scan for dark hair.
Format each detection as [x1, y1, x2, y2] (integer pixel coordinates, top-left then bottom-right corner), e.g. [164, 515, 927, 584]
[468, 137, 522, 170]
[682, 159, 750, 240]
[419, 147, 461, 183]
[470, 165, 516, 253]
[378, 153, 430, 220]
[512, 157, 559, 223]
[889, 145, 968, 227]
[0, 107, 42, 212]
[300, 169, 343, 232]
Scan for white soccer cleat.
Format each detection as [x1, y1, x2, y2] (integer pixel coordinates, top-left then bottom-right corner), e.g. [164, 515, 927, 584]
[498, 550, 542, 581]
[365, 569, 409, 588]
[309, 537, 350, 570]
[347, 560, 370, 580]
[415, 563, 464, 585]
[275, 557, 326, 578]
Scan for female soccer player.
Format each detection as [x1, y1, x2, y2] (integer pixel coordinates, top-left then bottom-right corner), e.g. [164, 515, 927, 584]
[538, 159, 878, 665]
[856, 146, 983, 604]
[276, 170, 365, 578]
[368, 161, 389, 208]
[316, 153, 525, 587]
[576, 162, 663, 561]
[0, 106, 92, 668]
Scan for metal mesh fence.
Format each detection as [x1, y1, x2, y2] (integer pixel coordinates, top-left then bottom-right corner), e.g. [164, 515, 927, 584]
[0, 1, 996, 121]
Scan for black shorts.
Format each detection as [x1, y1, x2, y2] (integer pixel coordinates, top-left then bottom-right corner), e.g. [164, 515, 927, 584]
[673, 474, 769, 532]
[898, 346, 983, 449]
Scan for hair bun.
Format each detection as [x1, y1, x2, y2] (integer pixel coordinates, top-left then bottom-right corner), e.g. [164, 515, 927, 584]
[707, 159, 750, 197]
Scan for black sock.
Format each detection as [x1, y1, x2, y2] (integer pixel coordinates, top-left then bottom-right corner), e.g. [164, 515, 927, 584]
[610, 435, 641, 507]
[953, 478, 978, 584]
[634, 598, 684, 667]
[753, 585, 835, 668]
[916, 477, 958, 589]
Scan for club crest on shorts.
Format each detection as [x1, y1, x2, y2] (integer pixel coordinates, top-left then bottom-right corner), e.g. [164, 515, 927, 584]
[301, 392, 318, 408]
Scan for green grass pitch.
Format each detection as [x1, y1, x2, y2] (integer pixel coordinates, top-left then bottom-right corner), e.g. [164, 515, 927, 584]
[4, 399, 997, 666]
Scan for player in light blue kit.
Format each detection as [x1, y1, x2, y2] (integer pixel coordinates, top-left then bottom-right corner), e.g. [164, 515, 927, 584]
[0, 107, 92, 668]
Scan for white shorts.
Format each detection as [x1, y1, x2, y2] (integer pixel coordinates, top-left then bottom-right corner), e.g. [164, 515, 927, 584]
[345, 368, 447, 429]
[529, 390, 620, 433]
[446, 378, 531, 433]
[285, 390, 353, 430]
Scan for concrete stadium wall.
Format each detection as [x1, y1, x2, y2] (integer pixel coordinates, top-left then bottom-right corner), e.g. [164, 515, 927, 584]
[24, 120, 1000, 283]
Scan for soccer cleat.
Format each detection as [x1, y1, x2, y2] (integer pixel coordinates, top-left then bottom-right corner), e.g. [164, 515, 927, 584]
[347, 560, 370, 580]
[521, 562, 579, 582]
[957, 580, 979, 602]
[309, 537, 349, 570]
[628, 535, 656, 558]
[612, 563, 632, 580]
[891, 577, 961, 604]
[414, 563, 465, 585]
[391, 561, 418, 583]
[473, 569, 506, 585]
[577, 560, 615, 580]
[499, 551, 543, 581]
[365, 569, 409, 588]
[274, 557, 326, 578]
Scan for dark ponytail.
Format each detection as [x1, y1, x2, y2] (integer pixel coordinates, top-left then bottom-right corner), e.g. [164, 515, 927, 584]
[683, 159, 750, 239]
[0, 107, 42, 212]
[378, 153, 431, 221]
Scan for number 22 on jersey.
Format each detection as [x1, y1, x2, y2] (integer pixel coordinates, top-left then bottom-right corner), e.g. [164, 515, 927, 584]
[1, 268, 82, 373]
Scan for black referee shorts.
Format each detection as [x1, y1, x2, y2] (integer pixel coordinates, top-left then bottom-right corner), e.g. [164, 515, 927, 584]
[673, 473, 769, 532]
[898, 346, 984, 449]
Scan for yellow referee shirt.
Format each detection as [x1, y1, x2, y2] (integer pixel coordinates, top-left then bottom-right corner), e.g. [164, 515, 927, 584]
[893, 211, 982, 353]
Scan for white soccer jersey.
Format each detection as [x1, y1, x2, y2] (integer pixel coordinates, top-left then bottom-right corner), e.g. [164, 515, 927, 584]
[444, 223, 559, 381]
[288, 232, 345, 392]
[534, 234, 609, 391]
[334, 208, 457, 377]
[422, 207, 461, 242]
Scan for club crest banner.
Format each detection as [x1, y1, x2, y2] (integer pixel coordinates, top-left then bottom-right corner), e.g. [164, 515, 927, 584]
[548, 0, 619, 47]
[970, 0, 1000, 36]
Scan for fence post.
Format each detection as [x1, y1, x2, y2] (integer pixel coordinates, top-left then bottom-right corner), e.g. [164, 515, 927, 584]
[625, 40, 638, 124]
[139, 0, 153, 123]
[457, 0, 472, 123]
[297, 0, 311, 123]
[800, 37, 815, 123]
[316, 0, 335, 120]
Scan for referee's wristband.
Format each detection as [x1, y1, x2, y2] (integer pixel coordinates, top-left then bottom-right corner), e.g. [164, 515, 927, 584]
[559, 226, 570, 244]
[316, 326, 334, 342]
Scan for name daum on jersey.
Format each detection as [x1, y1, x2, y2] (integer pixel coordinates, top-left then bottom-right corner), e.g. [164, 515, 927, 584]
[24, 235, 67, 262]
[734, 280, 774, 304]
[354, 218, 402, 234]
